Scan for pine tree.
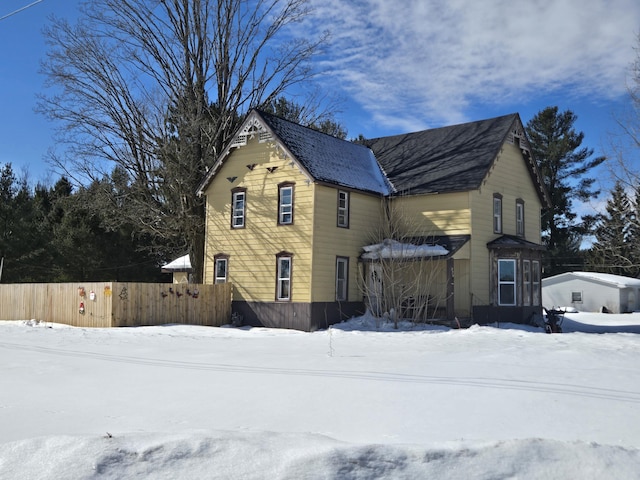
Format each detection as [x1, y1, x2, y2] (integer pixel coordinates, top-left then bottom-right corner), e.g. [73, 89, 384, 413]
[525, 106, 606, 275]
[627, 185, 640, 276]
[588, 181, 637, 276]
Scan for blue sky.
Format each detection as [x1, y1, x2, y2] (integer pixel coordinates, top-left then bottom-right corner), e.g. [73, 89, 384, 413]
[1, 0, 639, 217]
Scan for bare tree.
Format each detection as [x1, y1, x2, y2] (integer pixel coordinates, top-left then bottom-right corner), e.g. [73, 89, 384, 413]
[38, 0, 328, 281]
[606, 33, 640, 188]
[359, 199, 447, 328]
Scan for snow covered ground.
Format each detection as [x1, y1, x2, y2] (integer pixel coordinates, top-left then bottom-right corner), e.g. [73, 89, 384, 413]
[1, 311, 640, 479]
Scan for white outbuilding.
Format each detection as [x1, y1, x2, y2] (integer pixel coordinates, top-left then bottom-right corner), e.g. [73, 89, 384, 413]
[161, 254, 192, 284]
[542, 271, 640, 313]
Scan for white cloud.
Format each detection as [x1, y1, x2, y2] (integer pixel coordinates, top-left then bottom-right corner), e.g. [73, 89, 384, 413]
[307, 0, 640, 132]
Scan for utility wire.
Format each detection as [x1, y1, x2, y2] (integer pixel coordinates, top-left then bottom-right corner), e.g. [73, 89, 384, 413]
[0, 0, 43, 21]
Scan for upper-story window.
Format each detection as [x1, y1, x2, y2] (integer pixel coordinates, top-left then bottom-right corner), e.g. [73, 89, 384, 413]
[516, 199, 525, 237]
[278, 182, 294, 225]
[493, 193, 503, 234]
[214, 254, 229, 284]
[231, 187, 246, 228]
[337, 190, 350, 228]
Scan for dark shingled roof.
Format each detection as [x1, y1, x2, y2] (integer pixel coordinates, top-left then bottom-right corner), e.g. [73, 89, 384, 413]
[487, 234, 546, 251]
[257, 110, 392, 195]
[363, 114, 519, 195]
[198, 110, 548, 206]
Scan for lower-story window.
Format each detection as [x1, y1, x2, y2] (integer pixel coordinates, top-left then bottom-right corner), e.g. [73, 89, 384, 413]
[498, 259, 516, 306]
[523, 260, 531, 306]
[276, 252, 292, 301]
[336, 256, 349, 301]
[532, 260, 540, 306]
[214, 254, 229, 284]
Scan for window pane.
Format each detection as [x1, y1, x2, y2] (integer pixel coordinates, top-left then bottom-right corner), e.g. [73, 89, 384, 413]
[215, 258, 227, 284]
[499, 260, 514, 281]
[516, 203, 524, 235]
[523, 260, 531, 306]
[336, 258, 348, 301]
[216, 260, 226, 278]
[337, 191, 349, 227]
[279, 258, 290, 278]
[499, 284, 515, 305]
[532, 261, 540, 306]
[277, 257, 291, 300]
[279, 279, 290, 299]
[279, 186, 293, 224]
[498, 259, 516, 305]
[232, 191, 245, 227]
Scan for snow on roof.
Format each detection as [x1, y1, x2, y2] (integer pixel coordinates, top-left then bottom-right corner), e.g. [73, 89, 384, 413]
[544, 271, 640, 288]
[162, 254, 192, 271]
[258, 110, 393, 195]
[570, 271, 640, 288]
[361, 239, 449, 260]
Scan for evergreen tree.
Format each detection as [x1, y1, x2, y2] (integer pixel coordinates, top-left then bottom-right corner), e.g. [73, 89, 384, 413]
[588, 181, 637, 276]
[627, 185, 640, 275]
[525, 106, 606, 275]
[262, 96, 347, 139]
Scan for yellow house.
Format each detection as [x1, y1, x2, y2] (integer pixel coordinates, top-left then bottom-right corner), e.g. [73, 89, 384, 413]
[197, 110, 549, 330]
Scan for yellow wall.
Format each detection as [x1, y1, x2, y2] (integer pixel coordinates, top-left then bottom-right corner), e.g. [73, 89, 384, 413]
[203, 136, 314, 302]
[469, 141, 543, 305]
[390, 192, 471, 236]
[310, 185, 385, 302]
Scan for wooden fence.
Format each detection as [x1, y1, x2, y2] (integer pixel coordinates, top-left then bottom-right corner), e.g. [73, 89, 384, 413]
[0, 282, 232, 328]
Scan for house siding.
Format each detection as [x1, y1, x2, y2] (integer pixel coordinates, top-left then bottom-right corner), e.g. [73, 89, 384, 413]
[311, 185, 385, 303]
[387, 191, 472, 319]
[204, 137, 314, 303]
[470, 141, 543, 317]
[392, 192, 471, 236]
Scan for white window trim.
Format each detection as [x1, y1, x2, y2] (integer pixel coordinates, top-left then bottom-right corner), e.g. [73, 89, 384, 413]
[232, 190, 246, 228]
[337, 190, 349, 228]
[493, 195, 502, 234]
[279, 185, 293, 225]
[336, 257, 348, 301]
[516, 201, 524, 236]
[277, 255, 292, 301]
[498, 259, 516, 306]
[214, 257, 228, 284]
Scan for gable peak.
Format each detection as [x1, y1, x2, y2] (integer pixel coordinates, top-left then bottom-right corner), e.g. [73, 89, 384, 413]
[229, 112, 274, 148]
[505, 116, 531, 157]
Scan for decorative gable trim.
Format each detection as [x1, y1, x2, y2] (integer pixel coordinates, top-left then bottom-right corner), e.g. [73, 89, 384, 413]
[506, 121, 531, 158]
[196, 110, 313, 196]
[229, 116, 273, 148]
[505, 117, 550, 208]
